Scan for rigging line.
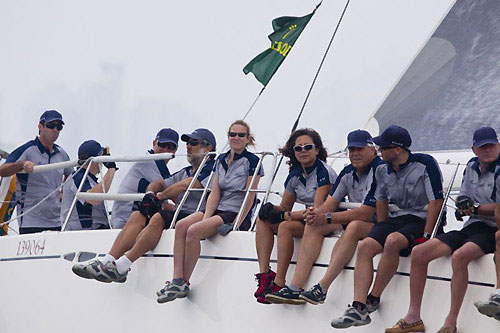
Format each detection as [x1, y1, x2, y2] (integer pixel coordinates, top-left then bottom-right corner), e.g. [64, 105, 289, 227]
[241, 86, 266, 121]
[270, 0, 351, 185]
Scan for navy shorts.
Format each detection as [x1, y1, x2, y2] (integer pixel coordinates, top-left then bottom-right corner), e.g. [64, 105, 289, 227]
[214, 210, 251, 231]
[436, 222, 497, 254]
[367, 214, 425, 248]
[157, 210, 191, 229]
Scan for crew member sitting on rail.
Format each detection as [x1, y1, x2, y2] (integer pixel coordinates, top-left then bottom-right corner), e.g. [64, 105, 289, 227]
[254, 128, 336, 304]
[61, 140, 117, 231]
[331, 125, 444, 329]
[71, 129, 216, 283]
[474, 166, 500, 322]
[385, 127, 500, 333]
[110, 128, 178, 228]
[274, 130, 383, 305]
[0, 110, 73, 234]
[156, 120, 263, 304]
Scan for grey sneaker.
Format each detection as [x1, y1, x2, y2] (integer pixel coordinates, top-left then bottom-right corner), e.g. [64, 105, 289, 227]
[157, 280, 190, 303]
[300, 283, 326, 305]
[71, 260, 99, 279]
[331, 305, 371, 328]
[474, 292, 500, 320]
[91, 261, 128, 283]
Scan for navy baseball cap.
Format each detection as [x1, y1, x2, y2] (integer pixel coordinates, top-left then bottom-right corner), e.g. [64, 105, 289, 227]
[40, 110, 64, 124]
[347, 129, 373, 148]
[78, 140, 103, 159]
[473, 127, 498, 147]
[155, 128, 179, 146]
[372, 125, 412, 149]
[181, 128, 217, 151]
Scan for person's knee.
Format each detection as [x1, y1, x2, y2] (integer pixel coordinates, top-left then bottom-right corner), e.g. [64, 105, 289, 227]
[185, 226, 202, 243]
[149, 213, 165, 230]
[495, 230, 500, 244]
[344, 221, 367, 239]
[411, 243, 432, 266]
[358, 238, 379, 258]
[451, 248, 472, 269]
[126, 211, 146, 228]
[277, 222, 293, 237]
[175, 219, 190, 236]
[384, 233, 406, 252]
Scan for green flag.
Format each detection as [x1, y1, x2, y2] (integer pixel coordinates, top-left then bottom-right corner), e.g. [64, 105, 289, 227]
[243, 7, 318, 86]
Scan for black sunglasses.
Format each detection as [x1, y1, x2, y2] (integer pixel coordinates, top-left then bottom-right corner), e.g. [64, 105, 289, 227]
[158, 142, 177, 150]
[187, 138, 210, 147]
[44, 122, 63, 131]
[293, 144, 316, 152]
[228, 132, 247, 138]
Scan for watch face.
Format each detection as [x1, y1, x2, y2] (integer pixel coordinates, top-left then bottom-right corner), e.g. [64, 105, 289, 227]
[326, 213, 333, 218]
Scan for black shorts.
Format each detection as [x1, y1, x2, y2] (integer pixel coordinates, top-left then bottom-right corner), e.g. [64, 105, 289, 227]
[214, 210, 251, 231]
[157, 210, 191, 229]
[367, 215, 425, 248]
[436, 222, 497, 254]
[19, 226, 61, 234]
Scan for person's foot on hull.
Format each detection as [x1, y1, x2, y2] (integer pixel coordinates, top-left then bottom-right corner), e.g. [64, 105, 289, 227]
[331, 304, 371, 329]
[265, 285, 305, 305]
[300, 283, 326, 305]
[474, 291, 500, 321]
[72, 259, 100, 279]
[385, 319, 425, 333]
[254, 269, 276, 299]
[157, 280, 190, 303]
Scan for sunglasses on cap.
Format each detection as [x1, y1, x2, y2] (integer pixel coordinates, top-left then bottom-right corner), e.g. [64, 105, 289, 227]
[44, 122, 63, 131]
[228, 132, 247, 138]
[293, 144, 316, 152]
[157, 142, 177, 150]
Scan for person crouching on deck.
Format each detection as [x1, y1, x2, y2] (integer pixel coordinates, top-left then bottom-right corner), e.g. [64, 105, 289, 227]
[156, 120, 263, 303]
[254, 128, 337, 304]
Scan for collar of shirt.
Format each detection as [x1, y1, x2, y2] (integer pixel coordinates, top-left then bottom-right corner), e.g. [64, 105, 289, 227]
[387, 152, 413, 174]
[471, 154, 500, 175]
[34, 136, 60, 156]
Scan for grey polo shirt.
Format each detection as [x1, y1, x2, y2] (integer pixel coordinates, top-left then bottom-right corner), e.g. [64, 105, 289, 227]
[284, 159, 337, 205]
[331, 156, 384, 222]
[494, 167, 500, 203]
[61, 168, 109, 230]
[461, 156, 500, 228]
[374, 153, 444, 220]
[110, 150, 171, 228]
[215, 149, 264, 213]
[164, 159, 215, 213]
[6, 137, 73, 229]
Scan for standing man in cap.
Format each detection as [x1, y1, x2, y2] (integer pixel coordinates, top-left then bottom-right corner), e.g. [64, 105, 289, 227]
[275, 129, 383, 305]
[72, 129, 217, 283]
[0, 110, 73, 234]
[61, 140, 118, 230]
[331, 125, 444, 329]
[110, 128, 178, 228]
[387, 127, 500, 333]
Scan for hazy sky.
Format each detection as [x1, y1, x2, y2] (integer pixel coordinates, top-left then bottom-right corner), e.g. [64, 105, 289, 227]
[0, 0, 454, 179]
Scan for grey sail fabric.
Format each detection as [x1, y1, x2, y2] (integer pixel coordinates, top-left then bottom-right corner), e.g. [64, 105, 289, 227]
[370, 0, 500, 151]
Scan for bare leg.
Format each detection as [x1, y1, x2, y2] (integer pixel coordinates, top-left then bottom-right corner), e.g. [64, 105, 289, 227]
[319, 220, 373, 291]
[172, 212, 204, 279]
[291, 223, 341, 289]
[108, 211, 147, 259]
[255, 218, 278, 273]
[353, 237, 382, 303]
[404, 239, 452, 323]
[183, 216, 224, 281]
[273, 220, 305, 287]
[496, 230, 500, 288]
[125, 212, 166, 262]
[442, 242, 484, 329]
[370, 232, 409, 297]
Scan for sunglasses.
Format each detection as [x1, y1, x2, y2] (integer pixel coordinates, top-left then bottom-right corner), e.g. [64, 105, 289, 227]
[186, 138, 209, 147]
[293, 144, 316, 152]
[44, 122, 63, 131]
[228, 132, 247, 138]
[158, 142, 177, 150]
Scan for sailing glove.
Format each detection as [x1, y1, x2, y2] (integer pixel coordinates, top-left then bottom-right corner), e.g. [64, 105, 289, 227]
[138, 191, 161, 218]
[268, 209, 285, 224]
[258, 202, 274, 220]
[456, 195, 474, 216]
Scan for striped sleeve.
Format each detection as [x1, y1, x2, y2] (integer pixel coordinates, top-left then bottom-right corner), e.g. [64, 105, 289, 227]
[330, 165, 351, 201]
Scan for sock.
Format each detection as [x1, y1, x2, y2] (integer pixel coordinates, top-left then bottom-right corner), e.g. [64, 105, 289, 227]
[289, 284, 301, 292]
[99, 253, 116, 264]
[318, 282, 327, 294]
[115, 255, 133, 274]
[367, 293, 380, 303]
[352, 301, 366, 311]
[172, 277, 185, 285]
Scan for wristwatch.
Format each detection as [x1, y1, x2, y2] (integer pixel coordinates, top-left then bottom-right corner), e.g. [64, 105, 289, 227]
[423, 232, 431, 240]
[326, 212, 333, 224]
[473, 203, 480, 215]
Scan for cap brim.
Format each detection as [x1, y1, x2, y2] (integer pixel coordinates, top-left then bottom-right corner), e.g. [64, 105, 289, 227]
[474, 139, 498, 147]
[181, 133, 203, 142]
[372, 136, 389, 147]
[347, 142, 369, 148]
[44, 117, 65, 125]
[157, 139, 178, 145]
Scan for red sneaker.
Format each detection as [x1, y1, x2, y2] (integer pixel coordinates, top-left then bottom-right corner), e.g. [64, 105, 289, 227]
[254, 269, 276, 299]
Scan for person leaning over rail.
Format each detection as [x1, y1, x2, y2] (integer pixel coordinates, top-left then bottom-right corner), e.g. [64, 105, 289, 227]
[474, 166, 500, 322]
[386, 126, 500, 333]
[331, 125, 444, 329]
[253, 128, 337, 305]
[109, 128, 178, 228]
[156, 120, 263, 304]
[61, 140, 117, 231]
[72, 129, 216, 283]
[0, 110, 73, 234]
[273, 130, 383, 306]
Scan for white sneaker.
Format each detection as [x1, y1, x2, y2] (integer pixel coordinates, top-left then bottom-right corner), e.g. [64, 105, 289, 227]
[331, 305, 371, 328]
[157, 280, 190, 303]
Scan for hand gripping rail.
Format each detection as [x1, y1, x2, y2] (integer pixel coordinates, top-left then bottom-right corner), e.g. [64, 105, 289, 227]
[61, 153, 174, 231]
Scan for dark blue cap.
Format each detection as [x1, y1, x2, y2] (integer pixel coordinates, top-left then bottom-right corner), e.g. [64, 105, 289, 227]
[181, 128, 217, 151]
[78, 140, 103, 159]
[155, 128, 179, 146]
[373, 125, 412, 148]
[473, 127, 498, 147]
[347, 129, 373, 148]
[40, 110, 64, 125]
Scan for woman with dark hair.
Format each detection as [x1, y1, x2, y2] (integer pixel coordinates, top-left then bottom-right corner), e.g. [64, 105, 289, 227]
[253, 128, 337, 304]
[157, 120, 263, 303]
